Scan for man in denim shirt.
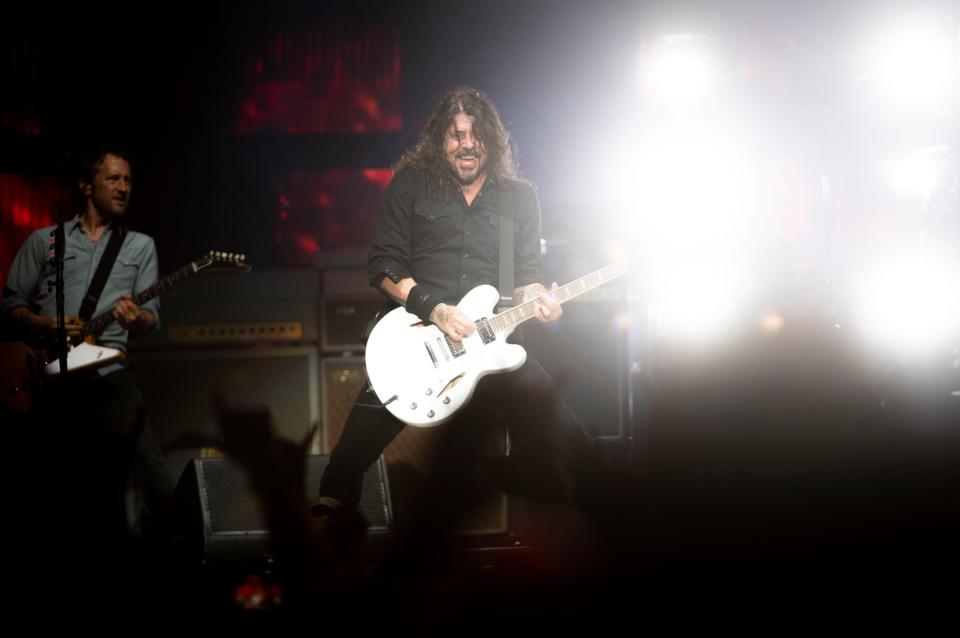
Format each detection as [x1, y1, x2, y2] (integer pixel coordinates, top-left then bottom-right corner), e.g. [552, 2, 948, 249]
[2, 147, 174, 539]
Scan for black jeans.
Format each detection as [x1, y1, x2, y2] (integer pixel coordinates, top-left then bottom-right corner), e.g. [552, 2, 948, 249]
[319, 355, 593, 510]
[6, 367, 176, 615]
[32, 367, 175, 537]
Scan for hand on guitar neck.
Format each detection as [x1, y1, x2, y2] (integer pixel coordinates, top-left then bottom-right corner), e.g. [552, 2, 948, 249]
[111, 293, 156, 338]
[515, 281, 563, 325]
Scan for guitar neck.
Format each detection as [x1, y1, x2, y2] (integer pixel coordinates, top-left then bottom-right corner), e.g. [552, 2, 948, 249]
[81, 262, 199, 338]
[488, 260, 628, 334]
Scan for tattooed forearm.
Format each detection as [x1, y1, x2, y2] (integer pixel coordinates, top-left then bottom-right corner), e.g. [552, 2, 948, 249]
[430, 303, 449, 324]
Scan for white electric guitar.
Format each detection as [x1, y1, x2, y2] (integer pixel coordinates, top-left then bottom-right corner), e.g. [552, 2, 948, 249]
[364, 261, 628, 427]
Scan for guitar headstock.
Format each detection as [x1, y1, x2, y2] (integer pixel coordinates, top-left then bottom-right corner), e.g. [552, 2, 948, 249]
[195, 251, 252, 272]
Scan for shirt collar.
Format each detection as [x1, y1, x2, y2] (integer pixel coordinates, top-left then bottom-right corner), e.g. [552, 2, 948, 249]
[70, 214, 117, 236]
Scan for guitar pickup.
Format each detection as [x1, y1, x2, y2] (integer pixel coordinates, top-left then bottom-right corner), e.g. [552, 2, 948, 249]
[424, 342, 439, 368]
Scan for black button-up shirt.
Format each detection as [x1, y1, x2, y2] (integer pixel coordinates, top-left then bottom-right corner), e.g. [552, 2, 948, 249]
[368, 168, 543, 305]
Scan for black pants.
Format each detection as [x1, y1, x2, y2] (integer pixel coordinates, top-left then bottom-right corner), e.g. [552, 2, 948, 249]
[5, 367, 177, 616]
[319, 355, 593, 511]
[30, 367, 175, 538]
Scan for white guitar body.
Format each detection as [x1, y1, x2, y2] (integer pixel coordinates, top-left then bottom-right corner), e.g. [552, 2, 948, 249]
[42, 342, 124, 376]
[365, 284, 526, 427]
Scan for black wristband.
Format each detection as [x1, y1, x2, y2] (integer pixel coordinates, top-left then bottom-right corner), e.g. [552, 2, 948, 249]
[405, 285, 438, 323]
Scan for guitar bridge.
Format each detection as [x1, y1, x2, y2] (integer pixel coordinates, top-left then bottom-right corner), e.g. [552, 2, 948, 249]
[476, 317, 495, 345]
[444, 335, 466, 358]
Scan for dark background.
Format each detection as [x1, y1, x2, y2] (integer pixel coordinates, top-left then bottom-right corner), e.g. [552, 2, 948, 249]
[3, 0, 955, 278]
[4, 1, 960, 618]
[2, 0, 959, 442]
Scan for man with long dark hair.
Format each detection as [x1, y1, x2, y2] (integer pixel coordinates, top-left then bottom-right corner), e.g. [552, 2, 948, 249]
[313, 88, 591, 522]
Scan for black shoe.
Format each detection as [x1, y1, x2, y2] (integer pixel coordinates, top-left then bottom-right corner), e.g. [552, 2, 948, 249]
[308, 496, 342, 519]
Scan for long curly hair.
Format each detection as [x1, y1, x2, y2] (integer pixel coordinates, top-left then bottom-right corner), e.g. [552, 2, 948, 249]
[395, 87, 520, 196]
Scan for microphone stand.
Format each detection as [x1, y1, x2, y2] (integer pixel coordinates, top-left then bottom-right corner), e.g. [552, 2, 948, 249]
[53, 148, 69, 374]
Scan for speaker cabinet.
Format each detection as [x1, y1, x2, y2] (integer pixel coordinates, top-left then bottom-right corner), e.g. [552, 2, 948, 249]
[177, 454, 391, 565]
[133, 269, 320, 347]
[321, 297, 386, 351]
[129, 346, 320, 481]
[321, 355, 368, 453]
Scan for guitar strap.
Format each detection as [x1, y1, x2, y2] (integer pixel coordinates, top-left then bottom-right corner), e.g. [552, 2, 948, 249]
[78, 224, 127, 322]
[498, 189, 515, 311]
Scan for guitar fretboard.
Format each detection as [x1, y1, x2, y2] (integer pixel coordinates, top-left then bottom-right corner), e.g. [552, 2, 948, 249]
[82, 262, 199, 338]
[487, 261, 628, 335]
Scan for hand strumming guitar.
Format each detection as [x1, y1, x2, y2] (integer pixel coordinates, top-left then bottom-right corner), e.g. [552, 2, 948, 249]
[9, 307, 84, 340]
[429, 302, 477, 342]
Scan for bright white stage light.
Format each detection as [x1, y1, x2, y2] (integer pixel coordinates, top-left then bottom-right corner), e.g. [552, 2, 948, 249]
[644, 34, 718, 100]
[597, 120, 760, 344]
[852, 247, 960, 356]
[604, 123, 759, 250]
[891, 153, 940, 199]
[859, 18, 958, 110]
[889, 146, 952, 201]
[648, 254, 753, 343]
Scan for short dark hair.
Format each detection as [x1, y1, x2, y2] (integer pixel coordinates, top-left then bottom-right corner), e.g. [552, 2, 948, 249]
[79, 145, 134, 184]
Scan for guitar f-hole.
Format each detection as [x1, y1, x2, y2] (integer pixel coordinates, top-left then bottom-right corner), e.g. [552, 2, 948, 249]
[439, 373, 465, 397]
